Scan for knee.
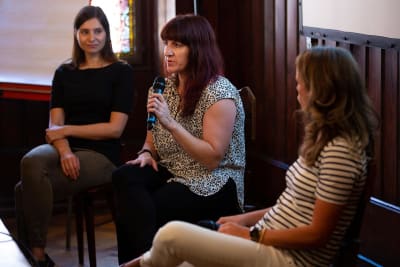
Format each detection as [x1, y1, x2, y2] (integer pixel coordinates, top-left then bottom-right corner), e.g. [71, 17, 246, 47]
[112, 164, 140, 188]
[20, 145, 54, 173]
[153, 221, 188, 247]
[20, 153, 43, 182]
[20, 145, 58, 185]
[112, 164, 129, 187]
[20, 153, 38, 173]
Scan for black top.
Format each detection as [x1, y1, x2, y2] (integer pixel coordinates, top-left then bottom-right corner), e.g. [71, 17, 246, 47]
[50, 61, 134, 165]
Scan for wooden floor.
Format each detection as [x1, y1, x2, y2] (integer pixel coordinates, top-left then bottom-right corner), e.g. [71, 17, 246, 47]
[2, 208, 118, 267]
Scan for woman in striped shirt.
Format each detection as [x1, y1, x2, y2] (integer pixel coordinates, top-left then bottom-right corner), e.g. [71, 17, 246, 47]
[120, 46, 379, 267]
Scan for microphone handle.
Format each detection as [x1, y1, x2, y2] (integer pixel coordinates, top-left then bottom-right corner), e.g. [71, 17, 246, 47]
[147, 88, 164, 130]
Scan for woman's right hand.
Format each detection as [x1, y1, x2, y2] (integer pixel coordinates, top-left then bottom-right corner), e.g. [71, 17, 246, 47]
[125, 152, 158, 171]
[60, 151, 80, 180]
[218, 208, 270, 227]
[217, 213, 248, 226]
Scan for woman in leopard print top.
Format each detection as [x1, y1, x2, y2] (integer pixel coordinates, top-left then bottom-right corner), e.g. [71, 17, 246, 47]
[113, 14, 245, 264]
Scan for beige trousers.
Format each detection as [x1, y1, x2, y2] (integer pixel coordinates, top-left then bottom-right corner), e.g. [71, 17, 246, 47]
[140, 221, 295, 267]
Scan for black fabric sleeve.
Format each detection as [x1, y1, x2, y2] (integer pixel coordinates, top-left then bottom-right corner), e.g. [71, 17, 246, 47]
[49, 66, 64, 109]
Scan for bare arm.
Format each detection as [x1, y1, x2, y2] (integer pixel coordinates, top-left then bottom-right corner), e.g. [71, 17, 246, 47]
[47, 108, 80, 179]
[125, 131, 159, 171]
[140, 131, 157, 158]
[219, 199, 343, 249]
[217, 208, 270, 227]
[47, 108, 128, 179]
[151, 93, 236, 171]
[259, 198, 343, 249]
[46, 108, 128, 143]
[48, 108, 70, 155]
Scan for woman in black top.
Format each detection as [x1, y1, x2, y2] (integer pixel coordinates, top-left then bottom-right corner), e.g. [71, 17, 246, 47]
[14, 6, 134, 267]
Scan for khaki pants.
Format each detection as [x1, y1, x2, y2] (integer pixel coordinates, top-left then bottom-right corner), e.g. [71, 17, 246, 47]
[140, 221, 296, 267]
[15, 144, 115, 248]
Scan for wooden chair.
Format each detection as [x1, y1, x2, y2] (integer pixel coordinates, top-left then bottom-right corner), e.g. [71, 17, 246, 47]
[64, 144, 134, 266]
[239, 86, 256, 145]
[65, 183, 116, 267]
[331, 171, 374, 266]
[73, 183, 116, 267]
[238, 86, 257, 212]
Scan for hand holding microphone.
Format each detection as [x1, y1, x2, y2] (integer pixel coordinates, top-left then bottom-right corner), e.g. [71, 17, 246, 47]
[147, 76, 166, 130]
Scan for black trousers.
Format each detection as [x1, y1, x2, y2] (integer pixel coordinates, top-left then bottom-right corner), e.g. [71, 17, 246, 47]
[112, 164, 240, 264]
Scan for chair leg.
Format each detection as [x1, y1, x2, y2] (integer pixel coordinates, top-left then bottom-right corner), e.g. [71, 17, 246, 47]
[84, 195, 97, 267]
[74, 185, 113, 267]
[65, 196, 73, 250]
[106, 187, 117, 222]
[75, 195, 85, 265]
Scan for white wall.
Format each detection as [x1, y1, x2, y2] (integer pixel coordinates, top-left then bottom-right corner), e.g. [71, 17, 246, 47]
[302, 0, 400, 39]
[0, 0, 87, 85]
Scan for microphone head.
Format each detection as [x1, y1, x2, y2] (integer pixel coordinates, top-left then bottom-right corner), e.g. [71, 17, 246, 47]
[152, 76, 165, 94]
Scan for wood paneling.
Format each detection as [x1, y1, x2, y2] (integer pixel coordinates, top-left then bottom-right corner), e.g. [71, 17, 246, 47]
[382, 49, 399, 203]
[1, 0, 399, 263]
[196, 0, 400, 263]
[175, 0, 194, 14]
[359, 198, 400, 266]
[286, 0, 301, 163]
[367, 47, 384, 198]
[199, 0, 400, 207]
[0, 99, 48, 207]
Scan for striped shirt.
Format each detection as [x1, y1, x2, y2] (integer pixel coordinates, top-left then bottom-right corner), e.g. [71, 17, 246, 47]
[255, 137, 367, 266]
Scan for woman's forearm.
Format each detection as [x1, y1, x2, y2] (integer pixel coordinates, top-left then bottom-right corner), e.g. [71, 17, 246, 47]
[166, 119, 221, 170]
[260, 225, 328, 249]
[48, 112, 128, 141]
[52, 139, 72, 156]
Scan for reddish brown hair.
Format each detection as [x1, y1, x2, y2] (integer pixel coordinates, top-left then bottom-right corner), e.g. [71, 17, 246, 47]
[161, 14, 224, 116]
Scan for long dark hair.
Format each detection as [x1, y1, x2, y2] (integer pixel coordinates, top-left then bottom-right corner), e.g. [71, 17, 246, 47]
[161, 14, 224, 116]
[296, 46, 379, 166]
[69, 6, 118, 69]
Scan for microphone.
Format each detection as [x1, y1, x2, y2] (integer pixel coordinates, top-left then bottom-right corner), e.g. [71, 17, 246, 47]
[147, 76, 166, 130]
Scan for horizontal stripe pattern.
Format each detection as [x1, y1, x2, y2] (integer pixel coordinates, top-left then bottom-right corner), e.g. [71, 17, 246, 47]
[256, 137, 367, 266]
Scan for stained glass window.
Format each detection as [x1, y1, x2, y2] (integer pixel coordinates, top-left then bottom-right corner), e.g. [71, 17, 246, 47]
[90, 0, 135, 57]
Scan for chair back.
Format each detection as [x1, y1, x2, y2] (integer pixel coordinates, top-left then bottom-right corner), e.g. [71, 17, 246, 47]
[238, 86, 257, 212]
[239, 86, 256, 144]
[331, 169, 374, 266]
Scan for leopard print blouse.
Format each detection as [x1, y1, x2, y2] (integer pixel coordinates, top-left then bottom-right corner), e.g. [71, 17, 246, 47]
[151, 76, 245, 208]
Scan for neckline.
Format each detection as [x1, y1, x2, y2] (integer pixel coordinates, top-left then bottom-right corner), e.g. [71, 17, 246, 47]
[79, 61, 116, 70]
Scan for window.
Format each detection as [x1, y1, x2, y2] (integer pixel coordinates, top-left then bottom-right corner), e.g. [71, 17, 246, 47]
[90, 0, 135, 58]
[157, 0, 176, 61]
[0, 0, 158, 86]
[0, 0, 89, 86]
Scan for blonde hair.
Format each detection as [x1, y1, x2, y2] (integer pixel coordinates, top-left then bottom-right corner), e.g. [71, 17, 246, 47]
[296, 46, 379, 166]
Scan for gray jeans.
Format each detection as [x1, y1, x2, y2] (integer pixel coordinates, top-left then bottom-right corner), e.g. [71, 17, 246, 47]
[15, 144, 116, 248]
